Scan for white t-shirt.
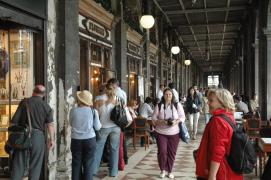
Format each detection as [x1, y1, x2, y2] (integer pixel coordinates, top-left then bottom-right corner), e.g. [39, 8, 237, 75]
[139, 103, 154, 119]
[116, 87, 127, 105]
[156, 89, 164, 100]
[172, 89, 179, 102]
[97, 95, 117, 128]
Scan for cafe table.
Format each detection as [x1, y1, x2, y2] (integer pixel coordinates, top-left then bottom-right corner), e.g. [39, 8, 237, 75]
[258, 138, 271, 176]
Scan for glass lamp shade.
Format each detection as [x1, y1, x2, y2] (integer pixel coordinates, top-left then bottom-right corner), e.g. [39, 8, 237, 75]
[171, 46, 180, 54]
[184, 59, 191, 66]
[140, 15, 155, 29]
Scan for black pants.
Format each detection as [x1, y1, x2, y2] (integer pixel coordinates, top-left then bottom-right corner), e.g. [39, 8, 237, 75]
[11, 129, 45, 180]
[71, 138, 96, 180]
[262, 155, 271, 180]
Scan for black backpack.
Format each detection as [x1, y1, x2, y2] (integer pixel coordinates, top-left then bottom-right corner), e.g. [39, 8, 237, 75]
[219, 114, 256, 174]
[110, 97, 129, 130]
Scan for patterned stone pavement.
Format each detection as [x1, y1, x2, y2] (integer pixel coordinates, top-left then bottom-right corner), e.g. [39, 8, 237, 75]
[95, 118, 260, 180]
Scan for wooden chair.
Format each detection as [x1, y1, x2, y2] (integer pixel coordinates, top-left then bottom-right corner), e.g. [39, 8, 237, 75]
[132, 117, 150, 150]
[243, 118, 261, 175]
[244, 118, 261, 140]
[259, 126, 271, 176]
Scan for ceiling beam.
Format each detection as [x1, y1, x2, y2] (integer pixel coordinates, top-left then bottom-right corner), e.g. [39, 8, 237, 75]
[189, 45, 232, 48]
[181, 31, 238, 37]
[191, 49, 231, 52]
[178, 0, 204, 59]
[166, 6, 246, 15]
[184, 39, 235, 43]
[220, 0, 232, 57]
[177, 22, 240, 27]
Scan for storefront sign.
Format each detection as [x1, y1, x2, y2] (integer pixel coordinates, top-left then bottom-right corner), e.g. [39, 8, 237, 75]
[127, 41, 141, 57]
[83, 18, 107, 38]
[79, 15, 111, 42]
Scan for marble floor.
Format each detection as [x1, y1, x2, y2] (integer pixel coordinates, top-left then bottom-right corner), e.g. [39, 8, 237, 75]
[94, 119, 260, 180]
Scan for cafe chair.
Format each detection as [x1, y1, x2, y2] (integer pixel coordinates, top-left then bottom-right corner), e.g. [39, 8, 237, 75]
[132, 117, 150, 150]
[243, 118, 261, 175]
[244, 118, 261, 140]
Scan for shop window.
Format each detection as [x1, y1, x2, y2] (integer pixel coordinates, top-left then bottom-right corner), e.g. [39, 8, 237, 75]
[128, 73, 137, 101]
[0, 29, 34, 157]
[128, 57, 139, 74]
[90, 67, 101, 97]
[104, 48, 111, 69]
[91, 44, 102, 65]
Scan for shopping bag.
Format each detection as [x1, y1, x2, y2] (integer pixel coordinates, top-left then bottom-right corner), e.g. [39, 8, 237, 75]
[179, 122, 190, 143]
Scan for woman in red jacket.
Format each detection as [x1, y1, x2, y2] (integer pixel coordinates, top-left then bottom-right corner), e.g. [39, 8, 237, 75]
[196, 88, 243, 180]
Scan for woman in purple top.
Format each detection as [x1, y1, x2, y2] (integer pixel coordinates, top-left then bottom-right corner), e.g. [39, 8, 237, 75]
[152, 88, 186, 179]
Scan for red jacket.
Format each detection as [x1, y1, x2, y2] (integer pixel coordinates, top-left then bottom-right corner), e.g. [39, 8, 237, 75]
[196, 109, 243, 180]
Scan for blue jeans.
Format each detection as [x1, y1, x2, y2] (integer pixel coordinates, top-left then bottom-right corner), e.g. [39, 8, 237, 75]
[205, 113, 211, 124]
[92, 126, 121, 177]
[71, 138, 96, 180]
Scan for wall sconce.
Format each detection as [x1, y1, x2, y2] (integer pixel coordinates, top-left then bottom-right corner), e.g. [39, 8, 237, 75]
[140, 15, 155, 29]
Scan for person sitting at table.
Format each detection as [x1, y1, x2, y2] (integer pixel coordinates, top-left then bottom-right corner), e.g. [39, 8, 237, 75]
[127, 99, 138, 119]
[233, 95, 249, 114]
[249, 93, 259, 115]
[139, 97, 154, 119]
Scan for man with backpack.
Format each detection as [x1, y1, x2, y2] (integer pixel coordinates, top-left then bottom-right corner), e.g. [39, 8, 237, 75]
[195, 88, 255, 180]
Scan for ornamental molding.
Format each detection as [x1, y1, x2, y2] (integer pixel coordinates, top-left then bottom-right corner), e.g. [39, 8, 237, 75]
[79, 0, 114, 29]
[127, 27, 143, 45]
[150, 43, 158, 54]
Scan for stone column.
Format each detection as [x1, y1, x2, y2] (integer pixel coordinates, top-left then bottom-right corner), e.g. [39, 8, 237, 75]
[144, 29, 150, 96]
[158, 17, 163, 83]
[264, 28, 271, 120]
[46, 0, 79, 179]
[112, 0, 128, 92]
[47, 0, 58, 179]
[254, 39, 259, 96]
[254, 10, 260, 96]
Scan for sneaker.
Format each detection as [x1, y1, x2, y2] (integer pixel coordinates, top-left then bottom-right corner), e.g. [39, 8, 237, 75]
[160, 170, 166, 178]
[168, 173, 174, 179]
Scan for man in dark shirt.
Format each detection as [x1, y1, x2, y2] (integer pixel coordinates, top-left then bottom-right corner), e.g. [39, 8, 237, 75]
[10, 85, 55, 180]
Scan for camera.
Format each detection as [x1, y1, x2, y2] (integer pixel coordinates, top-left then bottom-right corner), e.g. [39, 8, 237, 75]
[166, 118, 174, 126]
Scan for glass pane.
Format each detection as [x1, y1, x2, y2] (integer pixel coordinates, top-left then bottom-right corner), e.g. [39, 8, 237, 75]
[10, 30, 34, 101]
[91, 44, 102, 64]
[0, 29, 34, 157]
[104, 48, 111, 69]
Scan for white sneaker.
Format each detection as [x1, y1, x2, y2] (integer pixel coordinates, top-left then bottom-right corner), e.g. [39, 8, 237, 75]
[160, 170, 166, 178]
[168, 173, 174, 179]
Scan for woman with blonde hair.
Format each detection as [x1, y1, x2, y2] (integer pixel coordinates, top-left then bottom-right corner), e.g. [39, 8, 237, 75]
[127, 99, 138, 119]
[92, 84, 121, 177]
[196, 88, 243, 180]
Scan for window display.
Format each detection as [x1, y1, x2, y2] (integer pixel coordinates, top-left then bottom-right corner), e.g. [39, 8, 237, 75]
[0, 29, 34, 157]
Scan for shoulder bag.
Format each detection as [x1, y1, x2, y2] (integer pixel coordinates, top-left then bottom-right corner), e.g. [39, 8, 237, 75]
[5, 99, 32, 152]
